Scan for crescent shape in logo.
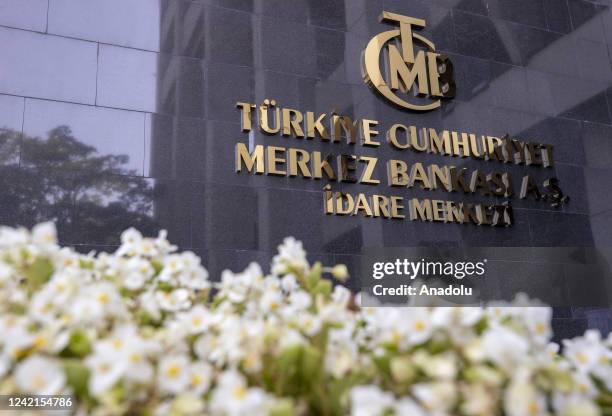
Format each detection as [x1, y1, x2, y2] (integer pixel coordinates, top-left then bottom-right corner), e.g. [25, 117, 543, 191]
[362, 29, 441, 112]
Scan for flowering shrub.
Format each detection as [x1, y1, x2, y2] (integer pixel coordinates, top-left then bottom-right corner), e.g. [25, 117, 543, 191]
[0, 223, 611, 416]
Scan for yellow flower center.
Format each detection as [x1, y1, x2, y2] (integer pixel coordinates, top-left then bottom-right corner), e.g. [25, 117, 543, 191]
[576, 352, 588, 364]
[527, 401, 540, 415]
[97, 292, 109, 305]
[31, 376, 46, 390]
[414, 321, 426, 331]
[34, 335, 47, 349]
[166, 364, 181, 378]
[191, 374, 202, 386]
[233, 386, 247, 400]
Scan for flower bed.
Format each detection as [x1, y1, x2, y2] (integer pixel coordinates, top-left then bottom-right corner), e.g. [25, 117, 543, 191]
[0, 223, 610, 415]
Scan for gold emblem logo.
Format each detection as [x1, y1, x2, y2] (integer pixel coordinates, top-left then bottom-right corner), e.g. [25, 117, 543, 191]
[362, 11, 456, 111]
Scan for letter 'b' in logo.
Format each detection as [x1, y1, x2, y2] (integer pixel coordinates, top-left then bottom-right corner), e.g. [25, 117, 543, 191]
[363, 11, 456, 111]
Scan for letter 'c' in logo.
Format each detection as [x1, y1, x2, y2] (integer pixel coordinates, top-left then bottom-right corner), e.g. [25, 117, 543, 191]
[362, 11, 456, 112]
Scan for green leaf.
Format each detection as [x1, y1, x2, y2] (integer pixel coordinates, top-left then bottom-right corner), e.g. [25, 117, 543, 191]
[270, 398, 295, 416]
[315, 279, 332, 297]
[66, 330, 92, 357]
[79, 259, 94, 269]
[306, 262, 322, 292]
[151, 260, 163, 276]
[301, 345, 322, 384]
[24, 257, 54, 289]
[63, 359, 91, 399]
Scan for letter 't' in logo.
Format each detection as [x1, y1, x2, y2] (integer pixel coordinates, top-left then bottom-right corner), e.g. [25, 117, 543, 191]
[362, 11, 456, 112]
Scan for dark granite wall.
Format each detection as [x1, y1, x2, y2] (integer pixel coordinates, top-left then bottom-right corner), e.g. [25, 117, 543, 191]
[1, 0, 611, 337]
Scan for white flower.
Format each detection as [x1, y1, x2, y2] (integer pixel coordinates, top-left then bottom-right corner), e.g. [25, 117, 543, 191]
[289, 290, 311, 311]
[217, 263, 263, 304]
[350, 385, 394, 416]
[459, 383, 498, 415]
[0, 225, 28, 248]
[394, 397, 427, 416]
[116, 228, 143, 257]
[156, 289, 191, 312]
[71, 281, 124, 323]
[331, 285, 351, 307]
[280, 274, 298, 292]
[412, 381, 457, 414]
[524, 307, 553, 344]
[0, 353, 9, 378]
[123, 257, 154, 290]
[86, 350, 128, 395]
[563, 330, 610, 374]
[15, 355, 65, 395]
[417, 352, 457, 380]
[260, 290, 283, 313]
[482, 324, 529, 372]
[210, 370, 271, 416]
[31, 222, 57, 248]
[186, 362, 212, 395]
[554, 394, 600, 416]
[271, 237, 308, 275]
[296, 312, 322, 336]
[179, 305, 214, 334]
[278, 328, 307, 349]
[158, 355, 190, 395]
[504, 368, 547, 416]
[0, 262, 14, 284]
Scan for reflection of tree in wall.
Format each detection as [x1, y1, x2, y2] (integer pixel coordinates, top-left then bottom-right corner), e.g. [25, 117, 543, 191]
[0, 126, 158, 246]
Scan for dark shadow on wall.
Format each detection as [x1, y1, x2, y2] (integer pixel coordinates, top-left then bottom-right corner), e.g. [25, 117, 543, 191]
[0, 126, 159, 246]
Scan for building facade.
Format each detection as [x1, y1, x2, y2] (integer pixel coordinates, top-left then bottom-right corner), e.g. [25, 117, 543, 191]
[1, 0, 611, 337]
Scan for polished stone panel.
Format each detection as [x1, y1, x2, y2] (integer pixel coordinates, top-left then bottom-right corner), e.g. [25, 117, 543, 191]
[159, 0, 206, 58]
[0, 28, 97, 104]
[97, 45, 158, 113]
[544, 0, 572, 33]
[453, 11, 516, 64]
[0, 0, 48, 31]
[22, 99, 145, 174]
[206, 5, 254, 66]
[488, 0, 547, 28]
[48, 0, 161, 51]
[583, 122, 612, 169]
[260, 17, 316, 76]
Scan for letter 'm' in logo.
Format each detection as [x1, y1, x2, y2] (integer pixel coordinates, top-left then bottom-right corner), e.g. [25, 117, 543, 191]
[362, 11, 456, 112]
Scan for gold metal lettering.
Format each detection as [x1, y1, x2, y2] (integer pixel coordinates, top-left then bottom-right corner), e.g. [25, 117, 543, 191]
[266, 146, 286, 176]
[306, 112, 330, 140]
[355, 193, 373, 217]
[311, 152, 337, 180]
[259, 99, 281, 135]
[332, 115, 359, 144]
[361, 119, 381, 147]
[236, 102, 255, 132]
[387, 160, 409, 186]
[391, 196, 405, 219]
[359, 156, 380, 185]
[409, 198, 433, 221]
[235, 143, 264, 174]
[288, 148, 311, 177]
[387, 124, 411, 149]
[282, 108, 304, 137]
